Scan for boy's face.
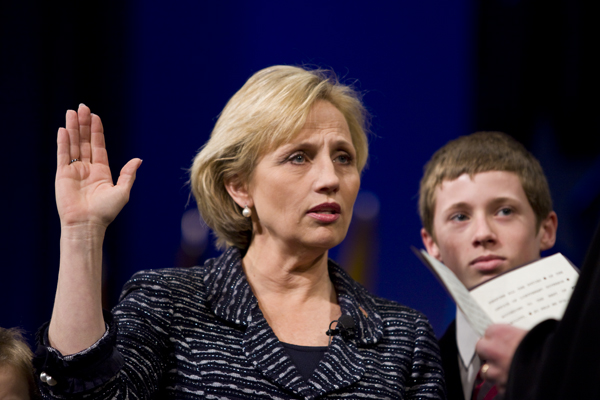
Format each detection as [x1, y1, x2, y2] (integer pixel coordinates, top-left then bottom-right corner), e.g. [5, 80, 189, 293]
[421, 171, 557, 289]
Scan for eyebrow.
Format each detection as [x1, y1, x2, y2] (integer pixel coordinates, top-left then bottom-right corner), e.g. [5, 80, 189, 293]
[488, 196, 521, 206]
[279, 137, 355, 152]
[443, 202, 472, 213]
[444, 196, 521, 212]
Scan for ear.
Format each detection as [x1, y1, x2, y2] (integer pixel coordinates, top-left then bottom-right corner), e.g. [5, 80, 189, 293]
[421, 227, 442, 261]
[224, 175, 253, 209]
[538, 211, 558, 251]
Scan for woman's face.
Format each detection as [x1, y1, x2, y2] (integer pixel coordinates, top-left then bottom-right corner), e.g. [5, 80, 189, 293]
[247, 100, 360, 254]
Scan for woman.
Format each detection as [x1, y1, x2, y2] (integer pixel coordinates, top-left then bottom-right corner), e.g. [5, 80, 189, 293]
[35, 66, 445, 399]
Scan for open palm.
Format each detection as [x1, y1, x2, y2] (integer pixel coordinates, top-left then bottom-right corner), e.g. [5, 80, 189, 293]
[56, 104, 141, 228]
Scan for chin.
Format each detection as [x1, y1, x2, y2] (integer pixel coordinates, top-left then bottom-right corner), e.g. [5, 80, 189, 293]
[304, 236, 345, 252]
[472, 274, 497, 288]
[314, 238, 344, 250]
[309, 227, 347, 246]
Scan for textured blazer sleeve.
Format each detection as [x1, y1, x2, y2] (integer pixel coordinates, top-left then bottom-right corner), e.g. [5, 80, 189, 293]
[35, 269, 176, 399]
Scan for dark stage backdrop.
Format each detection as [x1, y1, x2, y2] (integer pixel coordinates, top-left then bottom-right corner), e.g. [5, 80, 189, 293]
[1, 0, 598, 347]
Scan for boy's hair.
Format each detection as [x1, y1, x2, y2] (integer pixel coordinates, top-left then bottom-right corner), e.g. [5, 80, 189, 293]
[419, 131, 553, 236]
[0, 327, 39, 398]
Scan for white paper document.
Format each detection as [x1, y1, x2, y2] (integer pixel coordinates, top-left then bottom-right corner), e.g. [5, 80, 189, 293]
[413, 249, 579, 337]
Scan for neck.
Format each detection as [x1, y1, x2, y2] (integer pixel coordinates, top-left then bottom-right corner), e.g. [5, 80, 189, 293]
[241, 242, 340, 346]
[242, 241, 331, 299]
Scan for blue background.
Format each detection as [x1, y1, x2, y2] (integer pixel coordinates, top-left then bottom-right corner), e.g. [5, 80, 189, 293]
[1, 0, 598, 345]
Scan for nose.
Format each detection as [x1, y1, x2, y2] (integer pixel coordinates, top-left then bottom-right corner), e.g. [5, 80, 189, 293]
[314, 157, 340, 194]
[472, 215, 497, 247]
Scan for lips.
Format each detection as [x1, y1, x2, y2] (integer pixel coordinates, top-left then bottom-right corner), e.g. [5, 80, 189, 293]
[307, 202, 341, 223]
[469, 254, 506, 272]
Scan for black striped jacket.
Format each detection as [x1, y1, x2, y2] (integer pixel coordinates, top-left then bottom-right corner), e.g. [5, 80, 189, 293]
[36, 247, 445, 399]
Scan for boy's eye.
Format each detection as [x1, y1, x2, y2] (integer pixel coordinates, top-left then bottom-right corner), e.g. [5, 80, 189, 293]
[497, 207, 513, 216]
[450, 213, 468, 222]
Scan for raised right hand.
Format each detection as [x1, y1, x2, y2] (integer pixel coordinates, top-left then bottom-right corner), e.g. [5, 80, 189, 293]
[56, 104, 142, 229]
[49, 104, 142, 355]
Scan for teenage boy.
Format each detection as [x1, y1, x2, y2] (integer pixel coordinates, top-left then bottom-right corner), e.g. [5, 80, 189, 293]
[418, 132, 558, 400]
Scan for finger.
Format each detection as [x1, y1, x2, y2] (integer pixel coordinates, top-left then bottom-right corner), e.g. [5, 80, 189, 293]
[90, 113, 108, 165]
[481, 363, 505, 385]
[484, 323, 505, 337]
[65, 110, 80, 160]
[116, 158, 143, 196]
[475, 338, 494, 361]
[78, 104, 92, 162]
[57, 128, 71, 167]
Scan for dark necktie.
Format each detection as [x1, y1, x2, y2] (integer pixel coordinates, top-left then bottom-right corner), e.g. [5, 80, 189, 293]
[472, 367, 499, 400]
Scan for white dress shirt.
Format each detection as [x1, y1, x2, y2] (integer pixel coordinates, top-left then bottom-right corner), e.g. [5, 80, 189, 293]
[456, 308, 482, 400]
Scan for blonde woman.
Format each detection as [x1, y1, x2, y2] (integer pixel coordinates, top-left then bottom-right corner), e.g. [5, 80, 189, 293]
[35, 66, 445, 399]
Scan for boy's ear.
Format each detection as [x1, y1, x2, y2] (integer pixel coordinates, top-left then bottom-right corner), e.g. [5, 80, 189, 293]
[539, 211, 558, 251]
[421, 228, 442, 262]
[224, 175, 253, 209]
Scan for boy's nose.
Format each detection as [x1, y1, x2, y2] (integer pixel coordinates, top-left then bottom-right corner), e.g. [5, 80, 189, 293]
[472, 217, 497, 246]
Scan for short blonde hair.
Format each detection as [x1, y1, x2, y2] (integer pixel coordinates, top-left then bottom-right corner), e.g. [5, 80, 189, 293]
[0, 327, 38, 399]
[419, 131, 553, 236]
[190, 65, 369, 249]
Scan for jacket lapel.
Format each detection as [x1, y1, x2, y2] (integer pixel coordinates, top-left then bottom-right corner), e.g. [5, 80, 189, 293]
[204, 249, 384, 398]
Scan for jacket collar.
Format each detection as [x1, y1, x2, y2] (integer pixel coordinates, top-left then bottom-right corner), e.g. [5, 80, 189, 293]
[203, 247, 384, 398]
[203, 247, 257, 326]
[204, 247, 383, 345]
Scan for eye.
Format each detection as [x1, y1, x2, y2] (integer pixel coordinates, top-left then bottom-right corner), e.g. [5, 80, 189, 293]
[333, 152, 354, 165]
[497, 207, 513, 216]
[450, 213, 468, 222]
[288, 152, 307, 164]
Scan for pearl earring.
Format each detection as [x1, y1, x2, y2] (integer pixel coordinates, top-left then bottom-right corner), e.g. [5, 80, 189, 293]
[242, 205, 252, 218]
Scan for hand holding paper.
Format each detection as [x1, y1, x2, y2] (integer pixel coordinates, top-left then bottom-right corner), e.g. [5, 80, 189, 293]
[414, 249, 578, 336]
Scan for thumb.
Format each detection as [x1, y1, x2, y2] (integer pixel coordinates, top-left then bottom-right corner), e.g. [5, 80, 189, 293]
[116, 158, 142, 193]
